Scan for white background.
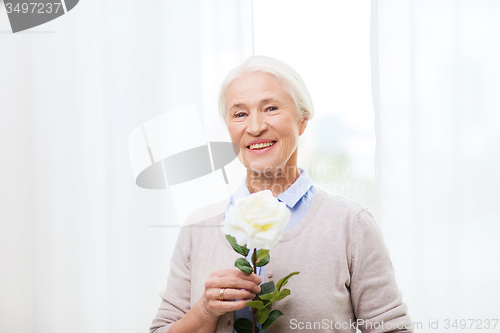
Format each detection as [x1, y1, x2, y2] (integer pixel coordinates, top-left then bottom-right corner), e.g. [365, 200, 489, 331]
[1, 1, 499, 332]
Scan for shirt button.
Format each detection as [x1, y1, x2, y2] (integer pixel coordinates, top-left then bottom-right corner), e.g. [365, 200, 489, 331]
[268, 273, 273, 278]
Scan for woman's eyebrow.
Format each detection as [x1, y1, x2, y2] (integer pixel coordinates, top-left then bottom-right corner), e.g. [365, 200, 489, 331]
[229, 98, 282, 111]
[230, 103, 246, 111]
[260, 98, 280, 104]
[259, 98, 284, 107]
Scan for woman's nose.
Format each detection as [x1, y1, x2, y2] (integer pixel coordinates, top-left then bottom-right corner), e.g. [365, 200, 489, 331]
[246, 114, 268, 136]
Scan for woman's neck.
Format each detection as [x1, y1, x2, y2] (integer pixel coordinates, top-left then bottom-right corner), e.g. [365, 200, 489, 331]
[246, 165, 301, 197]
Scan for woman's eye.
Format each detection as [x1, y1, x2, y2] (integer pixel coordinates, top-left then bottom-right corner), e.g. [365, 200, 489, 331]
[235, 112, 246, 118]
[266, 106, 277, 112]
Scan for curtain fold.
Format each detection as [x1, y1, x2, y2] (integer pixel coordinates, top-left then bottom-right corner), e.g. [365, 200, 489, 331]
[373, 0, 500, 325]
[0, 1, 253, 333]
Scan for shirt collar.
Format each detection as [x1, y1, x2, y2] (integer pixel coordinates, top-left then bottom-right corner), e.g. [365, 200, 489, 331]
[229, 168, 314, 209]
[277, 168, 314, 208]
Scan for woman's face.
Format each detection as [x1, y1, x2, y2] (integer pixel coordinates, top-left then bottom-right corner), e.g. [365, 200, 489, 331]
[225, 71, 308, 174]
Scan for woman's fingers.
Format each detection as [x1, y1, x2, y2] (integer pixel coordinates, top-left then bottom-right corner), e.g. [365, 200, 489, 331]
[205, 272, 262, 294]
[210, 269, 262, 285]
[201, 269, 263, 317]
[216, 288, 256, 301]
[203, 290, 254, 317]
[216, 299, 254, 312]
[216, 276, 261, 294]
[205, 298, 253, 315]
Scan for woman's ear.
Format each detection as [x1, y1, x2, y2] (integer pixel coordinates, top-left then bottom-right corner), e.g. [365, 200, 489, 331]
[299, 116, 309, 136]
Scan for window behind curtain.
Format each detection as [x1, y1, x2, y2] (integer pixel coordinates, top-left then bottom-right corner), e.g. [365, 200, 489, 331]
[253, 0, 376, 213]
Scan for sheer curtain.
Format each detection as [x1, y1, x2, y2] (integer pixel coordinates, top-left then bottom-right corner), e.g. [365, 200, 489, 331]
[372, 0, 500, 329]
[0, 1, 252, 333]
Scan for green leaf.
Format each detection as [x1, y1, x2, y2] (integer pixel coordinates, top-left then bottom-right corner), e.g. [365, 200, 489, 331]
[234, 318, 252, 333]
[257, 281, 276, 307]
[256, 306, 270, 325]
[274, 288, 290, 301]
[226, 235, 249, 257]
[245, 300, 264, 309]
[255, 249, 269, 263]
[235, 258, 253, 274]
[276, 271, 300, 291]
[257, 281, 275, 298]
[258, 290, 278, 301]
[262, 310, 284, 329]
[255, 253, 270, 267]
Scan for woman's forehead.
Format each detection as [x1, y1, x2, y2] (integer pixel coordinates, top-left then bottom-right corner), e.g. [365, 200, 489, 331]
[226, 72, 291, 101]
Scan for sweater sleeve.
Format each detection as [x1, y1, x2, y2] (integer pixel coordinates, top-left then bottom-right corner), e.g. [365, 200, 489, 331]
[349, 209, 413, 333]
[150, 226, 192, 333]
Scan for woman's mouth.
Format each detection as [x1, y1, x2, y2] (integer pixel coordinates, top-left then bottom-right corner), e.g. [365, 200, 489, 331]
[248, 141, 276, 150]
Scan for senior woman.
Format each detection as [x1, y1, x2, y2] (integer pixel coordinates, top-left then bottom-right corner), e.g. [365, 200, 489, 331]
[150, 56, 413, 333]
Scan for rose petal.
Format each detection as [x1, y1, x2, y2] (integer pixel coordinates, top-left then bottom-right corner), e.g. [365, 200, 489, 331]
[221, 190, 291, 250]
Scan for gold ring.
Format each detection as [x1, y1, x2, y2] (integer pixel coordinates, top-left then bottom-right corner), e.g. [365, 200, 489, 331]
[219, 288, 225, 301]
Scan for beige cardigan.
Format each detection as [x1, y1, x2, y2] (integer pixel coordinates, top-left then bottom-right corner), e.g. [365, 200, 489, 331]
[150, 188, 413, 333]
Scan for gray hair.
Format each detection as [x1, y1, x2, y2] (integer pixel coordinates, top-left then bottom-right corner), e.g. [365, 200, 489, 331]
[218, 56, 314, 123]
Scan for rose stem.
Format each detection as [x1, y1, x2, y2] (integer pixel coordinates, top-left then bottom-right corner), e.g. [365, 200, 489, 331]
[252, 248, 257, 333]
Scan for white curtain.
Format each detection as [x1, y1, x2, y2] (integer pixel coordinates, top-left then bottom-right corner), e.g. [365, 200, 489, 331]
[0, 1, 252, 333]
[373, 0, 500, 329]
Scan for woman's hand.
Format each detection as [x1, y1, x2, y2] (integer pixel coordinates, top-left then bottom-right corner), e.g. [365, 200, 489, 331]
[166, 270, 262, 333]
[201, 269, 262, 318]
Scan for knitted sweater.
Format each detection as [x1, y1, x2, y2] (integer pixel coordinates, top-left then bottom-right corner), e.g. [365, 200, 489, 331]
[150, 188, 413, 333]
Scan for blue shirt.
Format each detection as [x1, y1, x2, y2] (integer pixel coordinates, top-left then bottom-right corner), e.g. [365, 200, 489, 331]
[225, 168, 317, 333]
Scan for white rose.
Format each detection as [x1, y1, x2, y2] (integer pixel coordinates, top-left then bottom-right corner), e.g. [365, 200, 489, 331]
[222, 190, 291, 250]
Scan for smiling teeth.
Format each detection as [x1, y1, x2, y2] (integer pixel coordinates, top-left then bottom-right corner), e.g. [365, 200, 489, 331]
[249, 141, 275, 150]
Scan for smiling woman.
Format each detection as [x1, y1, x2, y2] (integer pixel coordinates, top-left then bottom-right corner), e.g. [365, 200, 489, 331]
[220, 56, 314, 196]
[225, 71, 308, 195]
[150, 56, 413, 333]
